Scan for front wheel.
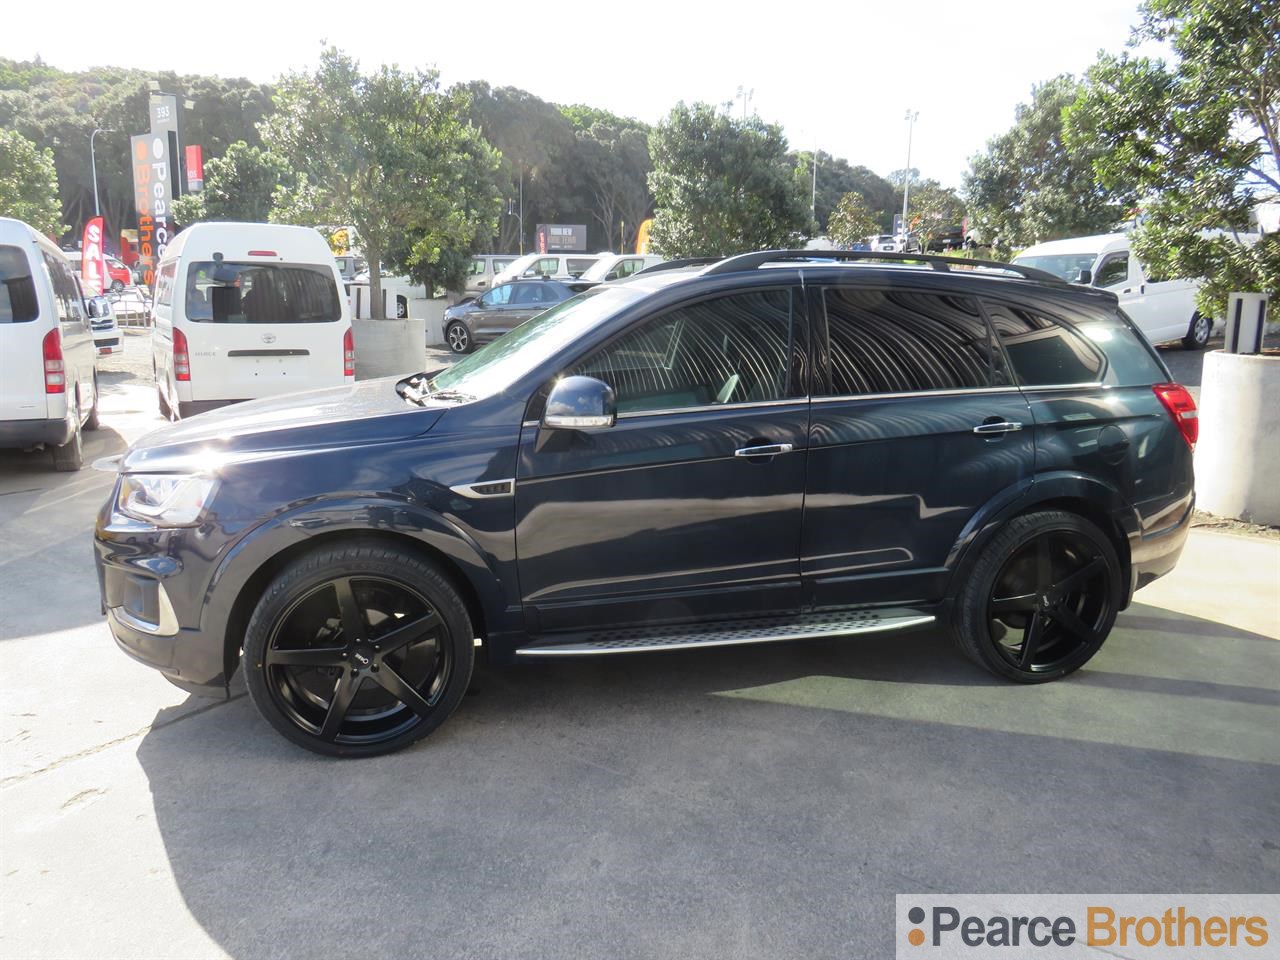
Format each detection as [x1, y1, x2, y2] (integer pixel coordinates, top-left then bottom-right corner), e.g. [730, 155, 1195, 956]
[110, 279, 125, 293]
[1183, 312, 1212, 350]
[445, 321, 472, 354]
[243, 541, 475, 757]
[950, 510, 1121, 683]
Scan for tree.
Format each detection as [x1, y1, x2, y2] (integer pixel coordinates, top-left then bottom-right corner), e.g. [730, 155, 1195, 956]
[562, 107, 653, 252]
[906, 180, 966, 250]
[647, 102, 811, 258]
[826, 191, 879, 248]
[263, 49, 500, 316]
[964, 75, 1135, 252]
[1066, 0, 1279, 316]
[172, 140, 293, 225]
[0, 129, 63, 236]
[799, 153, 898, 233]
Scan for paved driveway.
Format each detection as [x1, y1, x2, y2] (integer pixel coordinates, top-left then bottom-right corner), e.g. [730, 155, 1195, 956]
[2, 333, 1277, 959]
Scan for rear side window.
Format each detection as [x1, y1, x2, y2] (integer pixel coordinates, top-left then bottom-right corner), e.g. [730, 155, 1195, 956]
[0, 245, 38, 323]
[566, 258, 595, 277]
[42, 252, 85, 326]
[184, 261, 340, 324]
[822, 288, 995, 395]
[570, 288, 796, 413]
[985, 301, 1105, 386]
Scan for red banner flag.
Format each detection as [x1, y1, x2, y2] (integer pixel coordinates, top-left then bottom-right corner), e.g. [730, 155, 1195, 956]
[81, 217, 106, 295]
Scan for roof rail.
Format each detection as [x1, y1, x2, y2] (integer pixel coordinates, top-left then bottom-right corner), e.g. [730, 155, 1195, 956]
[702, 249, 1068, 285]
[635, 256, 722, 275]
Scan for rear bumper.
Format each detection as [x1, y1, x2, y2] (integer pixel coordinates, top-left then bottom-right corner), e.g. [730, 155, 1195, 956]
[1128, 493, 1195, 600]
[0, 416, 73, 449]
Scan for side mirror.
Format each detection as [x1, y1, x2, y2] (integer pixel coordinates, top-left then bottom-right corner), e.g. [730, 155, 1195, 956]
[1077, 268, 1093, 285]
[543, 376, 616, 430]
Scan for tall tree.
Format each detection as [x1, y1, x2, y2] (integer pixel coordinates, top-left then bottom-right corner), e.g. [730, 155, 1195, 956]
[171, 140, 293, 225]
[563, 107, 653, 252]
[798, 152, 898, 233]
[826, 191, 879, 248]
[647, 102, 811, 258]
[0, 128, 63, 236]
[1066, 0, 1279, 315]
[263, 49, 500, 317]
[964, 75, 1134, 252]
[906, 180, 966, 250]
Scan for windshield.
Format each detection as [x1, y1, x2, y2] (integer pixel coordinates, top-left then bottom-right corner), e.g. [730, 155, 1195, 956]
[1013, 253, 1098, 283]
[185, 261, 341, 323]
[430, 285, 641, 399]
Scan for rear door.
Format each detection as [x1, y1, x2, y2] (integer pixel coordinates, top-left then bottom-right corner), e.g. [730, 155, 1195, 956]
[0, 242, 47, 421]
[180, 258, 348, 401]
[802, 283, 1035, 607]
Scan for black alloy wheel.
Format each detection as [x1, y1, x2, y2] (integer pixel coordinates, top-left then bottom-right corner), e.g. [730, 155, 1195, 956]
[952, 510, 1121, 682]
[244, 543, 474, 757]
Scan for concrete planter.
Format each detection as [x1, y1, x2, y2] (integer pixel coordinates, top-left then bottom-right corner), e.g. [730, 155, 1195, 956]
[1194, 349, 1280, 525]
[351, 318, 426, 381]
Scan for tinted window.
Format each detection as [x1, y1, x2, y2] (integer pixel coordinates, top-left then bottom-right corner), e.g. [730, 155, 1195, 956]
[1094, 254, 1128, 288]
[567, 258, 595, 277]
[985, 301, 1105, 386]
[569, 289, 795, 414]
[184, 261, 340, 324]
[0, 245, 38, 323]
[43, 252, 84, 326]
[823, 288, 994, 395]
[482, 284, 513, 306]
[511, 283, 543, 305]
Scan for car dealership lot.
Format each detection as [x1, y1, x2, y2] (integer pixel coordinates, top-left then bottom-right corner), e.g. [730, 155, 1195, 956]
[1, 335, 1277, 959]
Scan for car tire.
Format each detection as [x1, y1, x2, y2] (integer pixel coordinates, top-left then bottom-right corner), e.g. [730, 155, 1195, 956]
[84, 375, 101, 431]
[950, 509, 1121, 683]
[1183, 312, 1212, 350]
[446, 321, 473, 354]
[242, 540, 475, 758]
[52, 395, 84, 472]
[110, 280, 125, 293]
[157, 384, 171, 420]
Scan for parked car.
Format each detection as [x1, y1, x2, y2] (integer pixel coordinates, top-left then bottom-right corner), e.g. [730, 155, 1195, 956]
[577, 254, 665, 284]
[1013, 233, 1210, 349]
[1, 217, 100, 471]
[465, 254, 519, 294]
[151, 222, 354, 421]
[492, 252, 601, 286]
[64, 250, 133, 293]
[442, 278, 580, 354]
[334, 254, 367, 283]
[347, 272, 428, 320]
[95, 248, 1196, 757]
[86, 294, 123, 356]
[868, 234, 902, 252]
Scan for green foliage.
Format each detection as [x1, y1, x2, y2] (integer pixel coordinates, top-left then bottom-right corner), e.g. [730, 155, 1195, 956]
[794, 151, 899, 234]
[568, 115, 653, 252]
[171, 140, 293, 225]
[826, 191, 879, 248]
[648, 102, 811, 258]
[0, 128, 63, 236]
[907, 180, 965, 249]
[262, 49, 501, 313]
[1066, 0, 1279, 316]
[964, 75, 1134, 253]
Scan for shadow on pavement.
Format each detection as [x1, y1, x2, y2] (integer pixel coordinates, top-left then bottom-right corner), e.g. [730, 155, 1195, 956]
[135, 601, 1280, 959]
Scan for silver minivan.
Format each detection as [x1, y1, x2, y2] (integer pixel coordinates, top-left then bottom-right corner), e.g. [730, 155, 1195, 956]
[0, 217, 101, 470]
[465, 254, 519, 295]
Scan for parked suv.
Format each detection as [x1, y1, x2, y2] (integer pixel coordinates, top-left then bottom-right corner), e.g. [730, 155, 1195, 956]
[95, 250, 1196, 757]
[442, 278, 580, 353]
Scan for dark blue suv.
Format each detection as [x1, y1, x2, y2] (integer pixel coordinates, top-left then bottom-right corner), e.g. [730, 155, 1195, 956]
[95, 251, 1198, 757]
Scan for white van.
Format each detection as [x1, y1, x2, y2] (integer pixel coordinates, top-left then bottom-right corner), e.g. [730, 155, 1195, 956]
[152, 223, 354, 420]
[465, 254, 518, 294]
[578, 253, 665, 283]
[491, 252, 601, 287]
[0, 217, 100, 470]
[1013, 233, 1211, 348]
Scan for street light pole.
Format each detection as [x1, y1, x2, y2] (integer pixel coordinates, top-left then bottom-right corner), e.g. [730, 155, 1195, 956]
[90, 128, 109, 217]
[901, 110, 919, 242]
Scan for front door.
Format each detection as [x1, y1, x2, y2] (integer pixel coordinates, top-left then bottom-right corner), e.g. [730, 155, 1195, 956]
[802, 283, 1035, 608]
[515, 286, 810, 634]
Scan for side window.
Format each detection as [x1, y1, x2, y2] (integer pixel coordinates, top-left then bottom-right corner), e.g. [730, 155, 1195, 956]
[822, 288, 994, 395]
[527, 258, 559, 277]
[484, 284, 513, 306]
[985, 301, 1105, 386]
[511, 283, 540, 305]
[42, 253, 83, 325]
[567, 258, 595, 277]
[0, 245, 39, 323]
[468, 258, 486, 277]
[535, 284, 560, 303]
[154, 262, 177, 307]
[1094, 254, 1129, 288]
[569, 288, 796, 414]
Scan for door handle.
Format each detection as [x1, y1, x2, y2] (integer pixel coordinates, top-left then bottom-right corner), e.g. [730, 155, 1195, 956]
[734, 443, 794, 458]
[972, 421, 1023, 435]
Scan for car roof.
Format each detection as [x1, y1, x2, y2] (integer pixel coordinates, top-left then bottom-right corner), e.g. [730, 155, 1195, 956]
[1015, 233, 1129, 258]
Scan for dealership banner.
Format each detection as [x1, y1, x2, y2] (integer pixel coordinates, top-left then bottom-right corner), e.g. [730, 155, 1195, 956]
[896, 894, 1279, 958]
[130, 133, 173, 288]
[80, 216, 106, 294]
[185, 144, 204, 193]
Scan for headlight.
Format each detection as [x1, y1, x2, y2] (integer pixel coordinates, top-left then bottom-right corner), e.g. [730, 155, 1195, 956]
[117, 474, 217, 526]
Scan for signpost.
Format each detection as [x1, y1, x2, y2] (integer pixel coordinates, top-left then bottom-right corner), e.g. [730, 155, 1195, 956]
[130, 133, 173, 288]
[534, 224, 587, 253]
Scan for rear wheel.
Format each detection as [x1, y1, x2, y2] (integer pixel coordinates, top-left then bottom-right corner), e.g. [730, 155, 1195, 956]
[1183, 312, 1212, 349]
[243, 541, 475, 758]
[950, 510, 1121, 682]
[52, 395, 84, 472]
[84, 375, 101, 431]
[446, 321, 472, 354]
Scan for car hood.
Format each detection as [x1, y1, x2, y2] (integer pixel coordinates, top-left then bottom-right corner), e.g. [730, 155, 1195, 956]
[120, 377, 448, 472]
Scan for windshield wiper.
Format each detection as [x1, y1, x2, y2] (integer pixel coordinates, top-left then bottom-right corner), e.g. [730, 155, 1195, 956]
[396, 374, 473, 406]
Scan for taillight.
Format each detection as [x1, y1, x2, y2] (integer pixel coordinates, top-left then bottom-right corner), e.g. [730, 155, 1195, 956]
[1152, 382, 1198, 448]
[42, 329, 65, 394]
[343, 327, 355, 378]
[173, 327, 191, 381]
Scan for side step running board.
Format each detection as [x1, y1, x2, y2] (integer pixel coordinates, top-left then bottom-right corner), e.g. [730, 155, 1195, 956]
[515, 610, 935, 657]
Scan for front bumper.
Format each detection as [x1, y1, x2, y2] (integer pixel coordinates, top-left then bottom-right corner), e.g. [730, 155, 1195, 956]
[0, 416, 73, 450]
